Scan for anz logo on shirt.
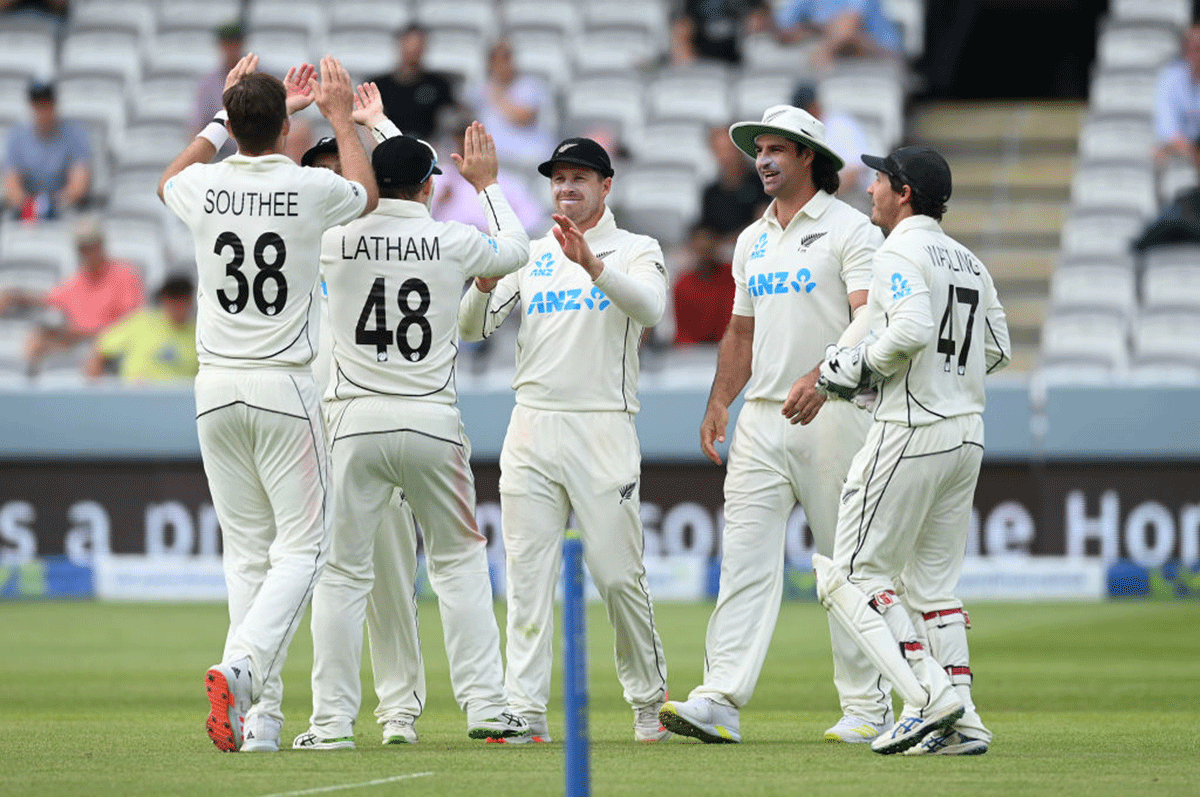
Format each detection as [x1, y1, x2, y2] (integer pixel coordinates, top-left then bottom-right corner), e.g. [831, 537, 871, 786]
[526, 285, 611, 315]
[749, 232, 768, 261]
[481, 232, 499, 254]
[891, 273, 911, 300]
[530, 252, 555, 277]
[747, 268, 817, 297]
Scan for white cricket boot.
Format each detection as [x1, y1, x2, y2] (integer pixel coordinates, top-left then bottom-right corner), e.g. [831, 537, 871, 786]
[658, 698, 740, 744]
[824, 706, 894, 743]
[241, 714, 282, 752]
[381, 716, 418, 745]
[292, 729, 356, 750]
[634, 702, 672, 742]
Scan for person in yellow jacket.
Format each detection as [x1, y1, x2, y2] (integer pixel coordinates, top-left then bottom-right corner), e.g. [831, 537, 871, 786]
[85, 274, 198, 381]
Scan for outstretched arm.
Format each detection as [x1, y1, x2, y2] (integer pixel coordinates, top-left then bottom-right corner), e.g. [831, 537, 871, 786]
[312, 55, 378, 216]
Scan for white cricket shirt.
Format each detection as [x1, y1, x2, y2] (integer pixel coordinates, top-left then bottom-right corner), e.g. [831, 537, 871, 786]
[732, 190, 881, 402]
[459, 207, 667, 414]
[163, 154, 367, 368]
[864, 214, 1011, 426]
[321, 187, 528, 403]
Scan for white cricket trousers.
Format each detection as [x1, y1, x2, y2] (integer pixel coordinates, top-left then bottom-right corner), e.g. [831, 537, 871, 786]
[195, 367, 330, 726]
[500, 405, 668, 717]
[691, 399, 890, 722]
[308, 397, 510, 737]
[832, 413, 990, 739]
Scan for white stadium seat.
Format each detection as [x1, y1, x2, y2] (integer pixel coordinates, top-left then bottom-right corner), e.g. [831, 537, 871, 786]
[1049, 263, 1138, 318]
[1041, 311, 1130, 369]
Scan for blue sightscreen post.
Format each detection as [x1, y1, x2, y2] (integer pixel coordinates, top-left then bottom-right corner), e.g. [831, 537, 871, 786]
[562, 532, 590, 797]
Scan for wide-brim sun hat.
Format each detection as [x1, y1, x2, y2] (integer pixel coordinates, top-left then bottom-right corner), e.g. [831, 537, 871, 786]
[729, 105, 845, 172]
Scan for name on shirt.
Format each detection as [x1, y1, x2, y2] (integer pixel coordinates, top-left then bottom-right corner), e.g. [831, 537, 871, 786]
[341, 235, 441, 261]
[925, 244, 981, 276]
[204, 189, 299, 216]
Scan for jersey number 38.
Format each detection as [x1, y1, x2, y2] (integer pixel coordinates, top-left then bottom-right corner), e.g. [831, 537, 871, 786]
[214, 231, 288, 316]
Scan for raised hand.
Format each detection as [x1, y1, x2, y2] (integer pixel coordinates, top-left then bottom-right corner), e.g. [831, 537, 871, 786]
[283, 63, 316, 115]
[450, 121, 498, 192]
[351, 81, 386, 127]
[550, 213, 603, 279]
[222, 52, 258, 93]
[310, 55, 355, 124]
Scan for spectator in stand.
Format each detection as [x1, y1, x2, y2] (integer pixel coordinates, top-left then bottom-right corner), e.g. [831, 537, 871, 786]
[3, 80, 91, 221]
[774, 0, 903, 71]
[793, 82, 869, 196]
[433, 118, 545, 234]
[673, 221, 735, 345]
[369, 23, 460, 142]
[700, 123, 769, 245]
[85, 274, 198, 382]
[193, 21, 249, 159]
[0, 216, 143, 375]
[1155, 24, 1200, 165]
[0, 0, 67, 26]
[464, 40, 556, 170]
[669, 0, 772, 65]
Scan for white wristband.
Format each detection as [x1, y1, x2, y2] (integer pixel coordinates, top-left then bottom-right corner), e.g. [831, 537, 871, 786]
[197, 110, 230, 149]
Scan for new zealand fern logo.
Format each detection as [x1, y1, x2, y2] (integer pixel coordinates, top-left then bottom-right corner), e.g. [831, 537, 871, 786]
[618, 481, 637, 502]
[799, 231, 826, 250]
[891, 273, 911, 300]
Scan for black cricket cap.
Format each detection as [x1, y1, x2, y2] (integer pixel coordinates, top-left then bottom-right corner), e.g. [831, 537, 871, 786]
[28, 78, 55, 101]
[301, 136, 339, 167]
[372, 134, 442, 187]
[861, 145, 952, 205]
[537, 137, 614, 179]
[215, 20, 244, 41]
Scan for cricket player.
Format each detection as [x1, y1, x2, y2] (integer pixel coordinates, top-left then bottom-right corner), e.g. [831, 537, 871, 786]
[660, 105, 890, 745]
[292, 122, 533, 749]
[813, 145, 1009, 755]
[158, 54, 378, 753]
[458, 137, 671, 743]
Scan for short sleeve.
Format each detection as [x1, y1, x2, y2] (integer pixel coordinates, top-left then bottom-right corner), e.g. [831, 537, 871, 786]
[316, 170, 369, 229]
[730, 228, 755, 317]
[839, 216, 882, 294]
[161, 164, 205, 225]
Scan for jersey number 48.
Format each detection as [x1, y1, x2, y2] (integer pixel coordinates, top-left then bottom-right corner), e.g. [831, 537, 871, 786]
[355, 276, 432, 363]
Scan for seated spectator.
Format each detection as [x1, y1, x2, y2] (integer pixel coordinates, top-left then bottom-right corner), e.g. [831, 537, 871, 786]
[792, 82, 869, 196]
[700, 123, 769, 244]
[669, 0, 772, 66]
[774, 0, 903, 71]
[0, 217, 143, 375]
[673, 221, 735, 345]
[432, 119, 546, 234]
[369, 23, 460, 142]
[192, 21, 249, 160]
[3, 80, 91, 221]
[464, 40, 556, 170]
[86, 275, 198, 382]
[1155, 24, 1200, 165]
[0, 0, 67, 26]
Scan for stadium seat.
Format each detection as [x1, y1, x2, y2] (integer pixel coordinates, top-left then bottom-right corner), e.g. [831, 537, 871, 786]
[156, 0, 242, 35]
[503, 0, 582, 39]
[562, 73, 647, 141]
[1059, 210, 1145, 258]
[731, 70, 798, 122]
[115, 124, 191, 172]
[1132, 309, 1200, 365]
[1110, 0, 1191, 27]
[129, 75, 196, 128]
[56, 73, 129, 143]
[1096, 20, 1182, 70]
[581, 0, 670, 41]
[1041, 311, 1130, 369]
[818, 72, 904, 148]
[329, 1, 413, 34]
[626, 120, 716, 183]
[1077, 114, 1156, 162]
[327, 29, 395, 80]
[68, 0, 157, 40]
[1158, 155, 1199, 203]
[572, 26, 661, 75]
[60, 31, 144, 86]
[414, 0, 498, 38]
[1142, 261, 1200, 311]
[508, 28, 573, 88]
[0, 71, 30, 129]
[143, 30, 221, 79]
[1126, 360, 1200, 384]
[0, 222, 76, 280]
[1049, 262, 1138, 318]
[423, 28, 487, 84]
[645, 66, 733, 126]
[0, 24, 57, 81]
[247, 0, 329, 43]
[102, 216, 167, 290]
[741, 32, 817, 77]
[610, 166, 701, 247]
[1070, 161, 1158, 218]
[1089, 68, 1159, 116]
[243, 31, 318, 75]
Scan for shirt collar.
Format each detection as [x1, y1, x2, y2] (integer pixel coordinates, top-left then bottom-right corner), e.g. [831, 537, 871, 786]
[764, 190, 834, 229]
[582, 206, 617, 240]
[371, 198, 431, 218]
[889, 214, 941, 237]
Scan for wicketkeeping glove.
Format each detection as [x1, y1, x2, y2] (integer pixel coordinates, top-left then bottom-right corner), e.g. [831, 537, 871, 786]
[817, 341, 879, 401]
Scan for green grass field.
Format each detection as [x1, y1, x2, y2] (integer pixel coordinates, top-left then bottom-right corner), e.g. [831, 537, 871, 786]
[2, 599, 1198, 797]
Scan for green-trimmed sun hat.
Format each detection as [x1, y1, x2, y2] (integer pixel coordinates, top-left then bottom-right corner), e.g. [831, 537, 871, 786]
[729, 104, 845, 171]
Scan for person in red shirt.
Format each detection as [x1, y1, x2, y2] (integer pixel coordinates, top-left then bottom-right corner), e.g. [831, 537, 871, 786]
[0, 216, 143, 374]
[673, 222, 736, 345]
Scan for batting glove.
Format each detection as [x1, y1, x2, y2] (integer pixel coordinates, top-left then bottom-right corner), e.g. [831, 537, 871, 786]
[817, 341, 879, 401]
